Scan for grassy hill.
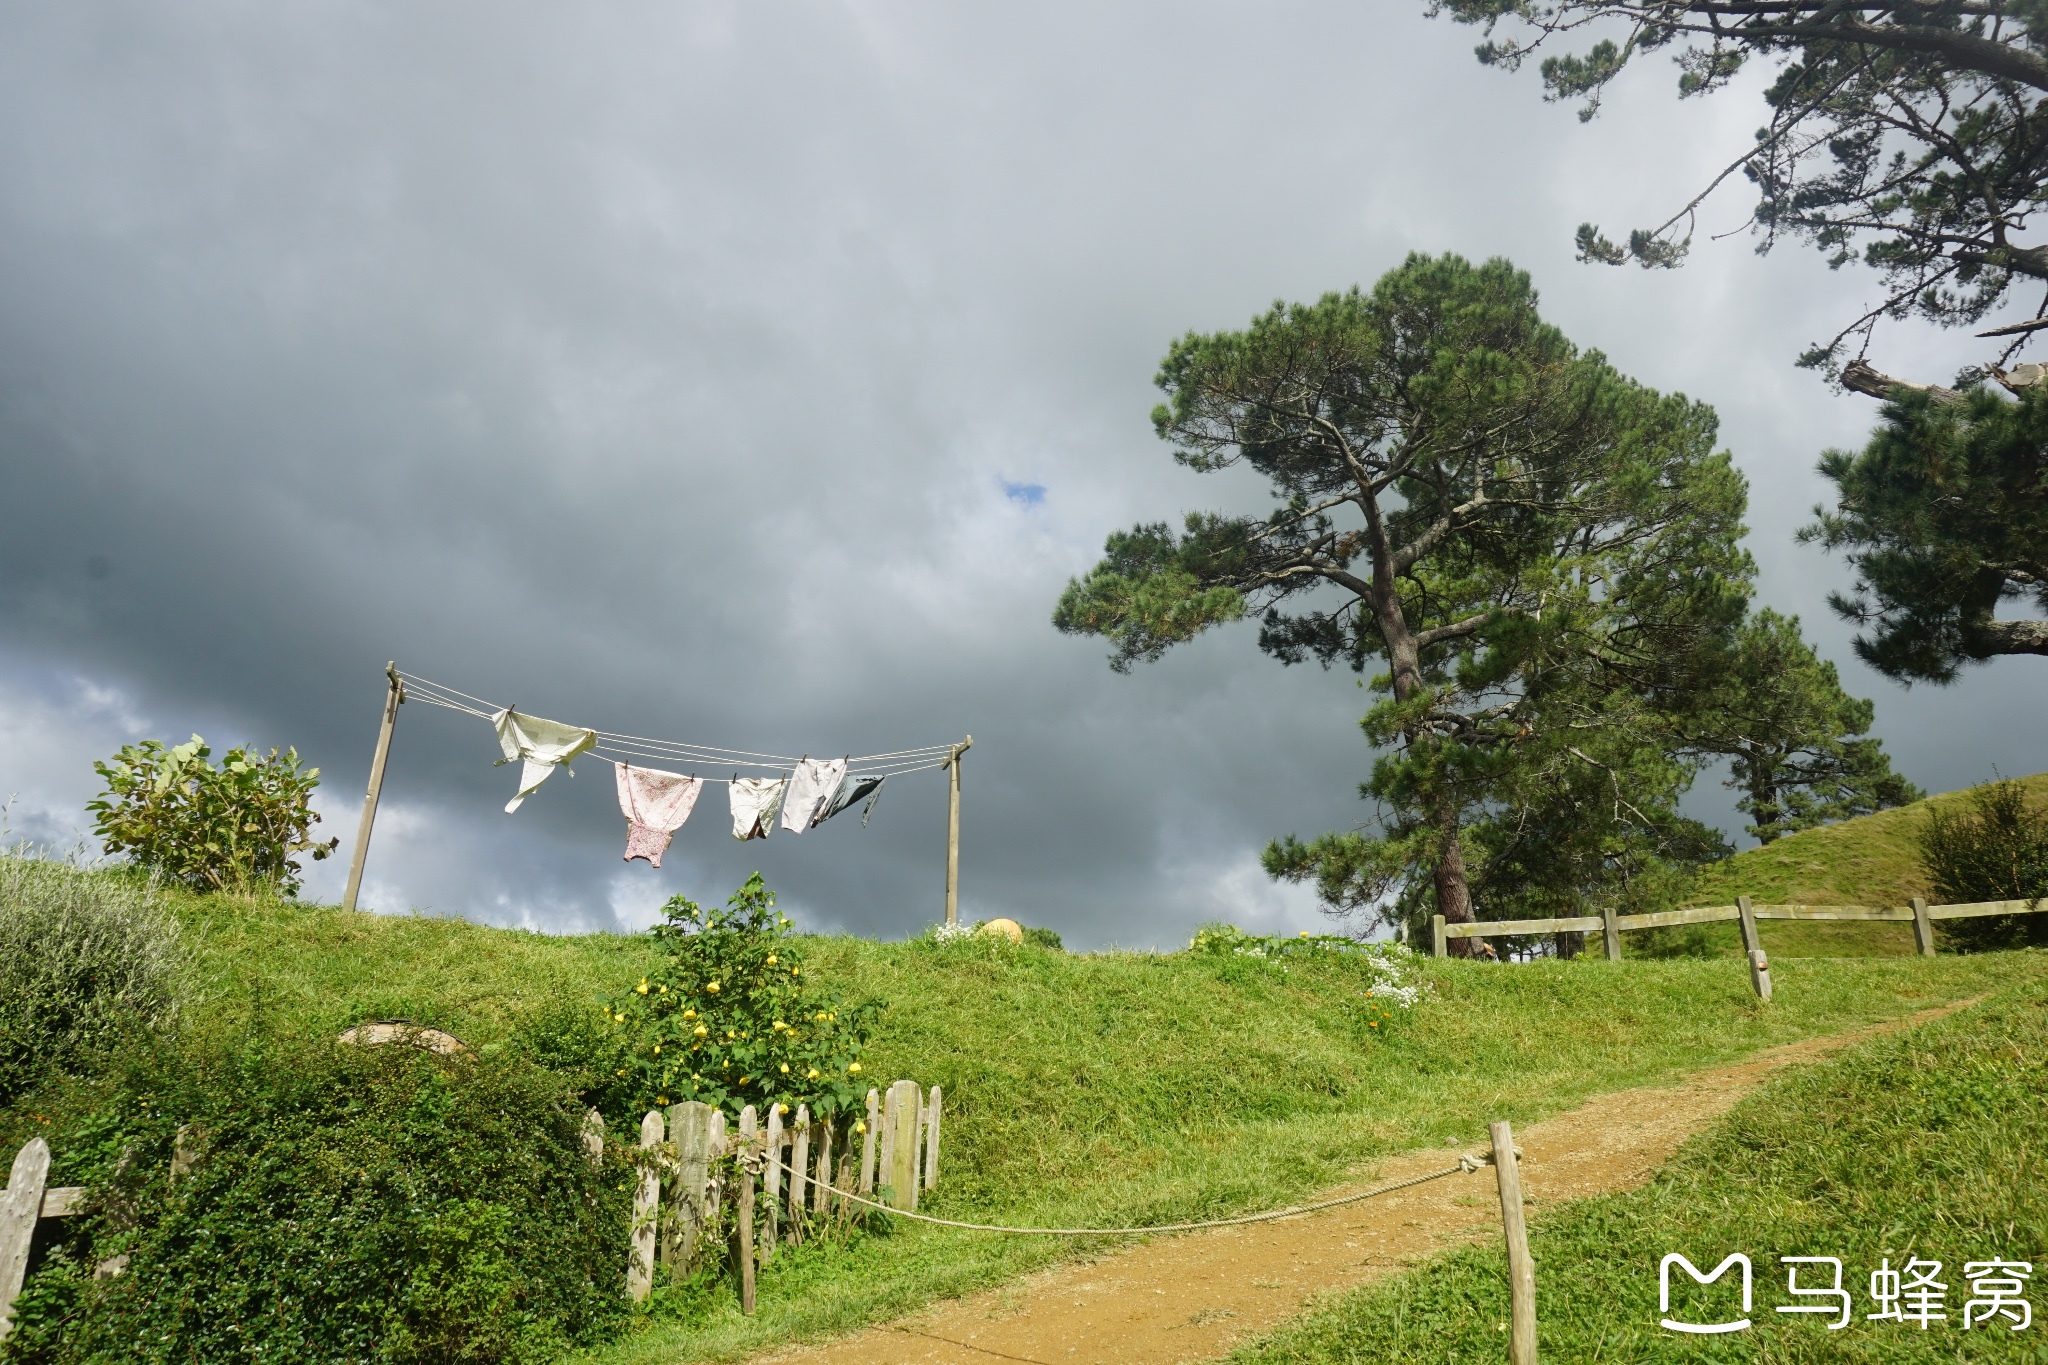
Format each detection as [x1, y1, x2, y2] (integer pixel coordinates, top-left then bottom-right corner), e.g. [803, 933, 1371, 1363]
[1661, 772, 2048, 958]
[7, 878, 2042, 1362]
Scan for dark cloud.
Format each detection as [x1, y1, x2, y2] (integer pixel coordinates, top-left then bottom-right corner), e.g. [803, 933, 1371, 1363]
[2, 3, 2041, 948]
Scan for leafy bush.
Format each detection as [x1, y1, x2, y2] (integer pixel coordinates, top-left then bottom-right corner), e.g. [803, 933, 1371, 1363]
[1021, 925, 1063, 951]
[4, 1029, 629, 1365]
[1918, 777, 2048, 951]
[88, 736, 338, 895]
[0, 857, 183, 1106]
[604, 874, 883, 1122]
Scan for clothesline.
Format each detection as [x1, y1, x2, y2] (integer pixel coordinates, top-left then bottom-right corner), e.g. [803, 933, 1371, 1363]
[396, 671, 957, 781]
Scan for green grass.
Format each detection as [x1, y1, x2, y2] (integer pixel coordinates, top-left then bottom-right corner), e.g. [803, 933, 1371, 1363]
[1227, 969, 2048, 1364]
[1649, 773, 2048, 959]
[80, 886, 2048, 1362]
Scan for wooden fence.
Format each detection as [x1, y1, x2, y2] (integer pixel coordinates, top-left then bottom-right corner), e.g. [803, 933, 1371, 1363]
[1433, 893, 2047, 998]
[0, 1079, 939, 1335]
[608, 1078, 938, 1313]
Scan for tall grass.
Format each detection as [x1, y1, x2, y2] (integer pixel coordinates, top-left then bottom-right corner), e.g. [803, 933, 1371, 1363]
[0, 853, 183, 1105]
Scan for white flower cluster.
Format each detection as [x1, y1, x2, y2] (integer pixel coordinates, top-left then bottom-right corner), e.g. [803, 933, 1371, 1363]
[930, 920, 974, 944]
[1187, 925, 1429, 1009]
[1360, 946, 1425, 1008]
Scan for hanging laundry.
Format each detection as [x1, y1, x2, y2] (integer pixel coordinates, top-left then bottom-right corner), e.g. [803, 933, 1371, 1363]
[615, 763, 703, 867]
[780, 757, 848, 833]
[730, 776, 787, 840]
[492, 709, 597, 813]
[813, 771, 886, 828]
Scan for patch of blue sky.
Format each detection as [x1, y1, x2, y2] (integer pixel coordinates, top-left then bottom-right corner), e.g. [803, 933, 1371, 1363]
[1001, 479, 1047, 507]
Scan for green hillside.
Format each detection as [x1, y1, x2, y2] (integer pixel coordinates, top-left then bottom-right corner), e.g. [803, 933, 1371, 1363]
[6, 877, 2044, 1362]
[1663, 772, 2048, 958]
[1231, 976, 2048, 1364]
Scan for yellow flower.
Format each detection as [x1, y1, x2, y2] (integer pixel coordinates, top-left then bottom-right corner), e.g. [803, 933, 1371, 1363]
[848, 1062, 862, 1074]
[766, 954, 777, 965]
[739, 1075, 749, 1084]
[683, 1009, 696, 1019]
[653, 1045, 661, 1054]
[855, 1121, 867, 1133]
[636, 980, 649, 995]
[693, 1025, 708, 1037]
[706, 981, 720, 993]
[658, 1095, 668, 1105]
[772, 1020, 787, 1031]
[658, 983, 668, 992]
[792, 967, 801, 976]
[778, 1103, 789, 1114]
[615, 1068, 626, 1076]
[806, 1068, 820, 1079]
[779, 1063, 790, 1074]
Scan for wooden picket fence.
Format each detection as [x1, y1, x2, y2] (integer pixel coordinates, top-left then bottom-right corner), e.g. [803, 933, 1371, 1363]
[606, 1078, 938, 1314]
[0, 1080, 938, 1335]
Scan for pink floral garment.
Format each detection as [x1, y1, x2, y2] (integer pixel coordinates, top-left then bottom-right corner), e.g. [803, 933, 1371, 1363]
[615, 763, 704, 867]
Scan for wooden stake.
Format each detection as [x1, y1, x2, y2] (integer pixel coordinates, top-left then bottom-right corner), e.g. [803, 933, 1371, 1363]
[1432, 914, 1447, 959]
[1489, 1121, 1536, 1365]
[1736, 895, 1761, 958]
[628, 1110, 663, 1303]
[887, 1080, 921, 1211]
[859, 1088, 879, 1194]
[761, 1105, 782, 1258]
[923, 1086, 942, 1190]
[736, 1106, 757, 1316]
[1911, 896, 1936, 957]
[943, 736, 972, 925]
[342, 663, 404, 913]
[1601, 902, 1621, 961]
[0, 1138, 51, 1343]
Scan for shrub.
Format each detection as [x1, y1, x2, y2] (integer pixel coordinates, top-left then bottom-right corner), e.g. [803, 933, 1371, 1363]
[5, 1029, 630, 1365]
[1918, 777, 2048, 951]
[0, 856, 183, 1106]
[1021, 925, 1063, 951]
[87, 736, 338, 895]
[603, 873, 883, 1123]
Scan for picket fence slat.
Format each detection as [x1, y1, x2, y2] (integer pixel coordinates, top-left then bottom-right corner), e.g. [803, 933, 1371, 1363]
[860, 1088, 879, 1193]
[0, 1138, 50, 1343]
[628, 1110, 663, 1303]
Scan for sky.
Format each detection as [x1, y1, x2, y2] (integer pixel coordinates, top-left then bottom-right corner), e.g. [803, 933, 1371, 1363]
[1, 2, 2041, 950]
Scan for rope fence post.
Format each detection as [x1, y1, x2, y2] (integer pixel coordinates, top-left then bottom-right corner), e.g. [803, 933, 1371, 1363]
[342, 663, 404, 913]
[1489, 1121, 1536, 1365]
[942, 736, 972, 926]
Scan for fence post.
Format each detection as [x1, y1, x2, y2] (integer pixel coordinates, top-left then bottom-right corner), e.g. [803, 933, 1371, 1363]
[702, 1109, 727, 1254]
[1489, 1122, 1536, 1365]
[1601, 902, 1621, 961]
[887, 1079, 921, 1210]
[0, 1138, 51, 1344]
[1433, 914, 1448, 959]
[1748, 949, 1773, 1002]
[923, 1085, 942, 1190]
[628, 1110, 663, 1303]
[666, 1101, 714, 1275]
[860, 1088, 880, 1194]
[1911, 897, 1936, 957]
[1736, 896, 1761, 957]
[581, 1109, 604, 1164]
[788, 1105, 810, 1243]
[735, 1106, 757, 1316]
[762, 1105, 783, 1256]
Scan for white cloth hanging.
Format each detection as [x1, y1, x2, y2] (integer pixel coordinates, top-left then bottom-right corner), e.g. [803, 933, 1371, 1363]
[492, 709, 597, 813]
[781, 757, 848, 833]
[730, 776, 787, 840]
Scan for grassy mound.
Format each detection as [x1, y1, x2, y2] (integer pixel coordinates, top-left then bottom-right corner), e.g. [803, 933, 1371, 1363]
[1229, 970, 2048, 1363]
[1, 882, 2033, 1361]
[1662, 773, 2048, 958]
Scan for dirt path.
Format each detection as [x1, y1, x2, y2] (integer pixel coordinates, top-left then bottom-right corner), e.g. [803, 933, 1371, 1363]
[755, 1006, 1963, 1365]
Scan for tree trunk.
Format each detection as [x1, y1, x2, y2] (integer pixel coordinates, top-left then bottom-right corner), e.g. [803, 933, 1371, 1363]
[1434, 803, 1482, 958]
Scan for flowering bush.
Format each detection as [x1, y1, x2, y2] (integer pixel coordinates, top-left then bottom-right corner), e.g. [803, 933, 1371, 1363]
[1188, 923, 1428, 1009]
[604, 874, 881, 1122]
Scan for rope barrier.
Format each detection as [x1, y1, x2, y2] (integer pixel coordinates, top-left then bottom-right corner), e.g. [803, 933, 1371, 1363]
[751, 1151, 1494, 1236]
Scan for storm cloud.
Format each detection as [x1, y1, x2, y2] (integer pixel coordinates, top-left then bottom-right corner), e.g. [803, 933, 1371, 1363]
[2, 2, 2040, 947]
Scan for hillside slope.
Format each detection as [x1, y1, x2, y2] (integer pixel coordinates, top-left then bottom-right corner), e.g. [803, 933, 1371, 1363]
[1670, 771, 2048, 957]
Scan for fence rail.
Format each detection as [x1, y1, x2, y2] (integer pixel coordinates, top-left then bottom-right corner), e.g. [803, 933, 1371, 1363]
[1434, 895, 2045, 958]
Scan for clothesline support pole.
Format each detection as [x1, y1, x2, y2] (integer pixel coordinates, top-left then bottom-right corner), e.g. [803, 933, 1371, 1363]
[342, 662, 405, 913]
[942, 735, 971, 925]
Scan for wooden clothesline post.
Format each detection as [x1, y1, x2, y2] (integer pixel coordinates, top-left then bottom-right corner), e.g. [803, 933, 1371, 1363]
[942, 735, 972, 925]
[341, 663, 404, 913]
